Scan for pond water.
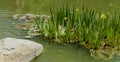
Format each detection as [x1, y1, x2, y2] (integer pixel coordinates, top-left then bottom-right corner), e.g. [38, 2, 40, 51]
[0, 0, 120, 62]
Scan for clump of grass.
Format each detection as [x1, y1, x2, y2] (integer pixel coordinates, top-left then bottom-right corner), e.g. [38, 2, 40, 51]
[35, 6, 120, 59]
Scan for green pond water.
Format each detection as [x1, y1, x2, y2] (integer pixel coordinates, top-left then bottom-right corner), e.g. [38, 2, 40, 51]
[0, 0, 120, 62]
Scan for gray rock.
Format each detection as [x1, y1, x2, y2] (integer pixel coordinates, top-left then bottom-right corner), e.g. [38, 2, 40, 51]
[13, 14, 35, 22]
[13, 14, 50, 22]
[13, 14, 22, 20]
[0, 37, 43, 62]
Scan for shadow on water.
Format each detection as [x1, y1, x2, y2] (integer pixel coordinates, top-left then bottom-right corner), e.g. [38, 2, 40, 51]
[29, 36, 99, 62]
[28, 36, 117, 62]
[0, 0, 120, 62]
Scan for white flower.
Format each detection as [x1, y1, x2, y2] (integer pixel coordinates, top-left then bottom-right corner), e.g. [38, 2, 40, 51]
[58, 25, 66, 36]
[44, 31, 49, 37]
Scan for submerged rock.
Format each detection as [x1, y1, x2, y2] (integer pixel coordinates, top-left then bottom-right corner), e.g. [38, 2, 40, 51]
[0, 37, 43, 62]
[26, 24, 41, 37]
[13, 14, 36, 22]
[15, 24, 30, 30]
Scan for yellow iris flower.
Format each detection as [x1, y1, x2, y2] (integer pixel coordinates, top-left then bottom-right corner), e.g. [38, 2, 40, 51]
[100, 14, 106, 19]
[75, 8, 79, 12]
[64, 17, 67, 20]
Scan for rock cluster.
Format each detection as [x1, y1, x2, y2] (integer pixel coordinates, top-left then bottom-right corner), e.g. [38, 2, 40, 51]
[13, 14, 35, 22]
[13, 14, 50, 22]
[0, 37, 43, 62]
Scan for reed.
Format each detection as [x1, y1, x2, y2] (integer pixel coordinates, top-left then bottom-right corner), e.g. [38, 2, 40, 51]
[35, 6, 120, 59]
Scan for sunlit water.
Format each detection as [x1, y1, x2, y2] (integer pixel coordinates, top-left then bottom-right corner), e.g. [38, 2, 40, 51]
[0, 0, 120, 62]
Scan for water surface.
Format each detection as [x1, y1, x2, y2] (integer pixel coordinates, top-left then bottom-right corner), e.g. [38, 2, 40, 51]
[0, 0, 120, 62]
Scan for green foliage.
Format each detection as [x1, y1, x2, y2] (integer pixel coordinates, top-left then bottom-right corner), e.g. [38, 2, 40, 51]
[35, 6, 120, 49]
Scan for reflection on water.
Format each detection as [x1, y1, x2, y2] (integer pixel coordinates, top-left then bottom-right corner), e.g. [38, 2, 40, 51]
[0, 0, 120, 62]
[0, 0, 25, 39]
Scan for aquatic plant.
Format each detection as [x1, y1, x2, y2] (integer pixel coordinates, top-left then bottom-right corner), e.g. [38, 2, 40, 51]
[34, 6, 120, 59]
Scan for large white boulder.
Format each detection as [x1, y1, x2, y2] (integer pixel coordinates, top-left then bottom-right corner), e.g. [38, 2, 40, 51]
[0, 37, 43, 62]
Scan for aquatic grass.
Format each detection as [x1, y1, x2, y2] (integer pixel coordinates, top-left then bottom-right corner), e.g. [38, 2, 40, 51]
[34, 6, 120, 59]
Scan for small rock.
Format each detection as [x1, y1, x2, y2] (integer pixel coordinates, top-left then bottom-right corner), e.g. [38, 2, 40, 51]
[13, 14, 22, 20]
[25, 36, 33, 38]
